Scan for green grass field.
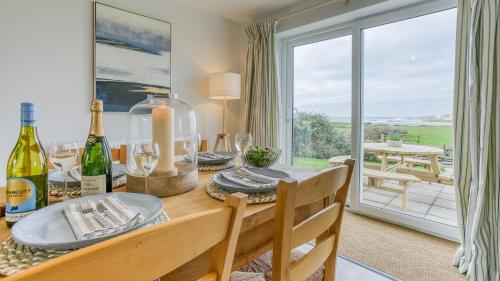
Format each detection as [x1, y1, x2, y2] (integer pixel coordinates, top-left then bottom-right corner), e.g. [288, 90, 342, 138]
[403, 126, 453, 147]
[331, 124, 453, 147]
[293, 125, 453, 170]
[292, 157, 331, 170]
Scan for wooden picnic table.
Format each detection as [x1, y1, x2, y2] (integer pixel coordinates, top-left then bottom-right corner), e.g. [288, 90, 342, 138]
[0, 166, 319, 280]
[363, 143, 444, 182]
[328, 144, 446, 209]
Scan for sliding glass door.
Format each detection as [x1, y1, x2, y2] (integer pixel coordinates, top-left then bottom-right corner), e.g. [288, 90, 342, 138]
[360, 8, 457, 227]
[282, 1, 458, 239]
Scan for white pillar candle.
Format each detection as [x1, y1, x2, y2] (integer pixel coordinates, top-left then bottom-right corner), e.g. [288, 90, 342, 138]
[152, 106, 174, 172]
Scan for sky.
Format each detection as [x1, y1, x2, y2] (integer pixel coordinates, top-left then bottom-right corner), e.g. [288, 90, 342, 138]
[293, 8, 457, 119]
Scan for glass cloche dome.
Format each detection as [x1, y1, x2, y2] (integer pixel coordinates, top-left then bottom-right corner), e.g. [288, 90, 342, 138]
[126, 94, 198, 196]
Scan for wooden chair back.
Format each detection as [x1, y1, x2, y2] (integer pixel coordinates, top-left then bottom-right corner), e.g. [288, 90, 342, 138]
[6, 193, 248, 281]
[273, 159, 355, 281]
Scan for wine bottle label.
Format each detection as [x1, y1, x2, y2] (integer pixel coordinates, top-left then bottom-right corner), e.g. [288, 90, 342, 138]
[81, 175, 106, 196]
[6, 178, 36, 222]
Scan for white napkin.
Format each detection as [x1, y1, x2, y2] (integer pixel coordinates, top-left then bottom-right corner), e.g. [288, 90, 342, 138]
[220, 168, 279, 189]
[199, 152, 227, 161]
[64, 196, 143, 240]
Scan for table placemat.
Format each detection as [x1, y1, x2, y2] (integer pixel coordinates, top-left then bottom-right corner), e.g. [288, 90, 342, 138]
[198, 161, 235, 172]
[205, 183, 276, 204]
[0, 210, 169, 276]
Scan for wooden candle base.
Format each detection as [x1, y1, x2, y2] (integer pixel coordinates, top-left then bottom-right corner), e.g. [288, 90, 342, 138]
[153, 168, 178, 177]
[126, 163, 198, 197]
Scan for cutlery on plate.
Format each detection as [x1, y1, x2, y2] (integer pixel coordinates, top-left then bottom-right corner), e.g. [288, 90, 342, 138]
[80, 201, 114, 228]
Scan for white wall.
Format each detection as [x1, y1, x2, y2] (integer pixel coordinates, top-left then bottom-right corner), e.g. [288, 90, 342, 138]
[0, 0, 242, 185]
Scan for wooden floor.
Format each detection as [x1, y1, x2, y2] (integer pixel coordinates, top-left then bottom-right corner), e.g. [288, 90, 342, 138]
[338, 211, 465, 281]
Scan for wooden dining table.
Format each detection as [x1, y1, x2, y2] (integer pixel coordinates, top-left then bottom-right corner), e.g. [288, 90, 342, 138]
[0, 166, 320, 280]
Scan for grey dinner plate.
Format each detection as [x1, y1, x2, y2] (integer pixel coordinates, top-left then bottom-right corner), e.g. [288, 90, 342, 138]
[49, 164, 127, 186]
[198, 152, 236, 165]
[11, 192, 163, 250]
[213, 167, 289, 194]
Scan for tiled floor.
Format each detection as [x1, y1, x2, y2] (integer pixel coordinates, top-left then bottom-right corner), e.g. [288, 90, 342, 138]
[361, 177, 458, 226]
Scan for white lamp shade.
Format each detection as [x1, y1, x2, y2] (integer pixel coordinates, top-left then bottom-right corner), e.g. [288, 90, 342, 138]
[209, 72, 241, 100]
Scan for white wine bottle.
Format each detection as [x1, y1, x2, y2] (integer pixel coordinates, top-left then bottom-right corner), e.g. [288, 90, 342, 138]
[6, 103, 48, 227]
[81, 100, 112, 195]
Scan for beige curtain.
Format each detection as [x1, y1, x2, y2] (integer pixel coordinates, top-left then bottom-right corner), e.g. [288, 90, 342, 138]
[243, 19, 279, 147]
[452, 1, 499, 280]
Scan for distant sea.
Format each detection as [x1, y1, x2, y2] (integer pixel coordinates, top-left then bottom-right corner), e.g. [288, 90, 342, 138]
[330, 116, 452, 126]
[96, 79, 170, 112]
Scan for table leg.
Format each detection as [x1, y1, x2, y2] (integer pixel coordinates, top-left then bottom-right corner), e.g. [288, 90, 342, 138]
[367, 177, 375, 187]
[380, 153, 388, 170]
[430, 156, 440, 177]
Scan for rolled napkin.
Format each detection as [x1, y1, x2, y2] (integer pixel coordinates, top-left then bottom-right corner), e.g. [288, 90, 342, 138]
[220, 168, 279, 189]
[64, 196, 143, 240]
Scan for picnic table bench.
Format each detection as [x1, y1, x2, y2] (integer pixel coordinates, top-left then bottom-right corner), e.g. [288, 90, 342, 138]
[364, 168, 421, 210]
[328, 156, 421, 210]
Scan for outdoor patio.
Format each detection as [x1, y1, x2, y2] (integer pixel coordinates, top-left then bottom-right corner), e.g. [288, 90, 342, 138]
[362, 178, 457, 227]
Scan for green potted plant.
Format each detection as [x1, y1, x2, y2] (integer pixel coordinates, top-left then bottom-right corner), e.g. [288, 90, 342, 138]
[242, 147, 281, 168]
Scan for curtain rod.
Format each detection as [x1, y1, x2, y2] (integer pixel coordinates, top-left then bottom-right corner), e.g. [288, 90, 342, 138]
[275, 0, 349, 22]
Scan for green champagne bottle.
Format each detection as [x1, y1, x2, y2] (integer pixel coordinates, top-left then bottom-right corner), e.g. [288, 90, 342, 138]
[81, 100, 112, 195]
[6, 103, 48, 227]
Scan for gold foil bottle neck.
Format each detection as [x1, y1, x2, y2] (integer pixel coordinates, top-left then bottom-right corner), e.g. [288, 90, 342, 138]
[89, 100, 105, 136]
[91, 100, 103, 112]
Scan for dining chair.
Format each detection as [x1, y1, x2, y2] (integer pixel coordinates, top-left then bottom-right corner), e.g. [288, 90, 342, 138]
[239, 158, 355, 281]
[5, 193, 248, 281]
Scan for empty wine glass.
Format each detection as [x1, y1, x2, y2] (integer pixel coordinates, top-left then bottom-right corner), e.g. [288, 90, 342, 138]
[49, 141, 79, 199]
[235, 133, 252, 167]
[132, 143, 160, 195]
[182, 134, 201, 155]
[196, 134, 202, 152]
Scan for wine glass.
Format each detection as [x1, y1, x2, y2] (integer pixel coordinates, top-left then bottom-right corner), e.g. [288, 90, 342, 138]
[132, 143, 160, 195]
[196, 134, 202, 152]
[180, 134, 201, 163]
[49, 141, 79, 199]
[235, 133, 252, 167]
[182, 134, 201, 155]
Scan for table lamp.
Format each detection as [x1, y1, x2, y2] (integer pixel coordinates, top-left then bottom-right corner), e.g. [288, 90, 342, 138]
[209, 72, 241, 152]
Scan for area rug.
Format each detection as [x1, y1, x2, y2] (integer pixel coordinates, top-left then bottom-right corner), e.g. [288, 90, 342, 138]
[238, 242, 397, 281]
[338, 211, 465, 281]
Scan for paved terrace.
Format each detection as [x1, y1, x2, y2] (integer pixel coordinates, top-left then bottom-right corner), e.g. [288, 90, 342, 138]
[362, 178, 457, 226]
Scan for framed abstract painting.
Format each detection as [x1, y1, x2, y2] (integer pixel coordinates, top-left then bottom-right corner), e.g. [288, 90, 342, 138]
[94, 2, 171, 112]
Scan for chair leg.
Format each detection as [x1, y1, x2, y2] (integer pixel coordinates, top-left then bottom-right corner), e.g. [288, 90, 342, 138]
[323, 253, 336, 281]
